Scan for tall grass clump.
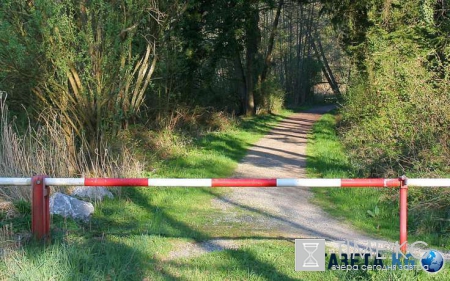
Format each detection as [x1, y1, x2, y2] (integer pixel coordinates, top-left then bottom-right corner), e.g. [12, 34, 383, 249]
[0, 95, 143, 202]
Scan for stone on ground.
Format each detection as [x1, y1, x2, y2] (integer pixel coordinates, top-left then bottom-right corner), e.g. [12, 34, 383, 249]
[50, 192, 94, 221]
[72, 186, 113, 201]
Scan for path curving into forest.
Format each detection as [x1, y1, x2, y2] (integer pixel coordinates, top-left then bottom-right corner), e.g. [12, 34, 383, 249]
[168, 106, 435, 260]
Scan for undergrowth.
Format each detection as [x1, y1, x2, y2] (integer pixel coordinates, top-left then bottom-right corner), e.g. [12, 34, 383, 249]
[308, 111, 450, 249]
[0, 98, 143, 202]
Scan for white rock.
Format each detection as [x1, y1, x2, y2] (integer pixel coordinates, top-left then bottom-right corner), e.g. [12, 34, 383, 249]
[50, 192, 94, 221]
[71, 186, 113, 201]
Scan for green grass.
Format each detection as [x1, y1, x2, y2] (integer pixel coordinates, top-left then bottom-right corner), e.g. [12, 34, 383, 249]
[2, 238, 445, 280]
[1, 108, 448, 280]
[306, 112, 400, 240]
[88, 110, 297, 240]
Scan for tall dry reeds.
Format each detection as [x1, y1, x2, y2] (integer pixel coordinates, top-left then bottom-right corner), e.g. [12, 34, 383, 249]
[0, 94, 143, 202]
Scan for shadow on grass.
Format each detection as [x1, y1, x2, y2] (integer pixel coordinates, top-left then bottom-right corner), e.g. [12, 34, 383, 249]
[3, 228, 177, 280]
[88, 187, 298, 280]
[237, 114, 287, 136]
[163, 247, 301, 281]
[197, 134, 250, 163]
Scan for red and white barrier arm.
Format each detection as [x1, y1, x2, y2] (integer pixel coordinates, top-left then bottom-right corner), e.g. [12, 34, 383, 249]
[0, 177, 449, 187]
[49, 178, 403, 187]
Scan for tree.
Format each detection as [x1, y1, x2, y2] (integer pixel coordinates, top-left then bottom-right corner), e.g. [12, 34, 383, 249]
[310, 29, 341, 96]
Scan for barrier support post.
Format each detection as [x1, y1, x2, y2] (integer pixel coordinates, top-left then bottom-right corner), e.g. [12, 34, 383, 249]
[399, 175, 408, 253]
[32, 175, 50, 242]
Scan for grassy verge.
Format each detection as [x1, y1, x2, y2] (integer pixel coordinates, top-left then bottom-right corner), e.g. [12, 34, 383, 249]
[306, 112, 401, 240]
[306, 111, 449, 279]
[307, 111, 450, 248]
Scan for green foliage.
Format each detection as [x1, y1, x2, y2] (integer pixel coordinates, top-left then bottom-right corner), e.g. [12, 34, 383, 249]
[322, 0, 450, 176]
[255, 79, 285, 113]
[0, 0, 162, 153]
[13, 200, 30, 215]
[366, 205, 380, 218]
[339, 20, 450, 178]
[303, 57, 323, 101]
[156, 0, 251, 111]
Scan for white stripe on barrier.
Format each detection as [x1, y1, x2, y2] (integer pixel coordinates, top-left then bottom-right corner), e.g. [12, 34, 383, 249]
[407, 179, 450, 187]
[45, 178, 85, 186]
[276, 179, 341, 187]
[0, 178, 31, 185]
[148, 179, 212, 187]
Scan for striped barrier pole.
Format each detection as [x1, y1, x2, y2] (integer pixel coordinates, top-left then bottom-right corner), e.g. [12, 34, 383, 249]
[1, 177, 450, 248]
[2, 177, 450, 187]
[400, 176, 408, 253]
[0, 177, 404, 187]
[47, 178, 404, 187]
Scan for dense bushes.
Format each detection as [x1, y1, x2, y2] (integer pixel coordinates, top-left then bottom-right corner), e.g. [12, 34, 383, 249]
[341, 0, 450, 176]
[0, 0, 163, 152]
[340, 31, 450, 177]
[322, 0, 450, 239]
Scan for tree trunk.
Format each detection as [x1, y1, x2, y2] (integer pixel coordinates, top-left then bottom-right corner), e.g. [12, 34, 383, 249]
[259, 0, 284, 112]
[295, 4, 303, 105]
[298, 3, 313, 105]
[234, 52, 247, 115]
[244, 4, 260, 116]
[246, 47, 256, 116]
[261, 0, 284, 83]
[311, 30, 341, 96]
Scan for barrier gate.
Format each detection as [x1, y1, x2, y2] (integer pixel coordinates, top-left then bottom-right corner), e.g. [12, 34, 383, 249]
[1, 176, 450, 252]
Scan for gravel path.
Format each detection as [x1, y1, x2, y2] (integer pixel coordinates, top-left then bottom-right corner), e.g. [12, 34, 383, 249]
[217, 105, 368, 239]
[168, 106, 446, 260]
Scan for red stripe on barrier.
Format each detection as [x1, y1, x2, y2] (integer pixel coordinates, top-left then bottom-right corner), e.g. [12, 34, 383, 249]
[212, 178, 277, 187]
[341, 178, 401, 187]
[85, 178, 148, 186]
